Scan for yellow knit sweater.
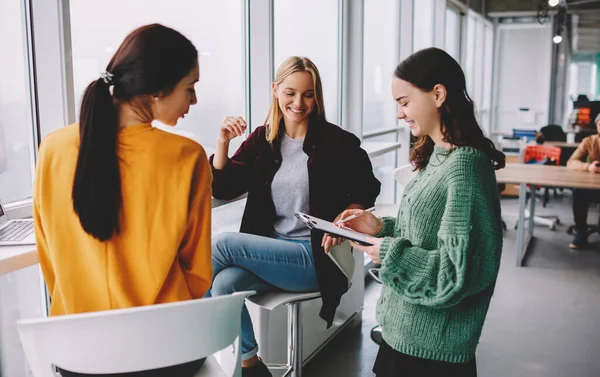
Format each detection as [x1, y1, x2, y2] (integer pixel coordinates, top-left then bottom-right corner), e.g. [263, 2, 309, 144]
[33, 123, 212, 316]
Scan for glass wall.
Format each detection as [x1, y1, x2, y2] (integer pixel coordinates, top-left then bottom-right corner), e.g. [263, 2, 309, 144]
[274, 0, 340, 124]
[413, 0, 435, 52]
[473, 18, 485, 113]
[69, 0, 246, 156]
[445, 7, 461, 63]
[363, 0, 400, 204]
[481, 23, 494, 132]
[465, 13, 476, 97]
[363, 0, 398, 133]
[0, 0, 35, 203]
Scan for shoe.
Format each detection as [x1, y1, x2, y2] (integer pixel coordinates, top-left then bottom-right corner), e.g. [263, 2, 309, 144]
[569, 231, 588, 249]
[242, 358, 272, 377]
[370, 325, 383, 345]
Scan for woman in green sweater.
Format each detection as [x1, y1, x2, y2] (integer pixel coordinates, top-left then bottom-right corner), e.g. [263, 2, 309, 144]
[338, 47, 505, 376]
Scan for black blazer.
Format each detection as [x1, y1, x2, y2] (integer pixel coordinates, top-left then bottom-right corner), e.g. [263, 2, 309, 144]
[210, 119, 381, 326]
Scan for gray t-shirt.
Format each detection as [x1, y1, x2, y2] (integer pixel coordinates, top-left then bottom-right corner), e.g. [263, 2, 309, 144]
[271, 133, 311, 240]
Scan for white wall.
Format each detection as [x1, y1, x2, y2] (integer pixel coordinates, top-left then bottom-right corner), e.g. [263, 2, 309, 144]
[493, 24, 553, 133]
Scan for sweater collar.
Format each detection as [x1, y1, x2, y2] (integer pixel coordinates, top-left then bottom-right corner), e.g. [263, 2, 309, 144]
[433, 145, 453, 156]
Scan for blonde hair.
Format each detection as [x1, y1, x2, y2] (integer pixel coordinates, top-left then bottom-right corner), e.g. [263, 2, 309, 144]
[264, 56, 326, 143]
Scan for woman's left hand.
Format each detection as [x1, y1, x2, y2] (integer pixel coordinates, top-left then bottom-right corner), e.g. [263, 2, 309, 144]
[322, 205, 369, 253]
[322, 211, 346, 253]
[349, 237, 383, 265]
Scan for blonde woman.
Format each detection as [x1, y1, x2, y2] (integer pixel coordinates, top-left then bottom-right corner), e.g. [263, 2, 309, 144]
[208, 56, 380, 376]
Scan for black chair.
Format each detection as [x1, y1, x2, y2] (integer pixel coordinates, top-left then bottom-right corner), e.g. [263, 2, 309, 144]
[575, 129, 596, 143]
[539, 124, 567, 142]
[566, 218, 600, 239]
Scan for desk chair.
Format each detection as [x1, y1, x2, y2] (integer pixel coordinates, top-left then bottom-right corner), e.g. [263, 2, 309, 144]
[575, 129, 596, 143]
[539, 124, 567, 143]
[17, 292, 254, 377]
[516, 145, 562, 230]
[567, 221, 600, 240]
[246, 242, 355, 377]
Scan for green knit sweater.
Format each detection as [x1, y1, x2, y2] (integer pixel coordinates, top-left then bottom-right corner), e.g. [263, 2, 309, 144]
[376, 146, 503, 363]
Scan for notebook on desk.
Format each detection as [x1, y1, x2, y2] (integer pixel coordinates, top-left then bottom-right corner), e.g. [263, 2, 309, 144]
[0, 198, 35, 246]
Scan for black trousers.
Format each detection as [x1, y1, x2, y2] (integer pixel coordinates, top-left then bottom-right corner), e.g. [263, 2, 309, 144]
[572, 189, 600, 233]
[373, 340, 477, 377]
[57, 358, 205, 377]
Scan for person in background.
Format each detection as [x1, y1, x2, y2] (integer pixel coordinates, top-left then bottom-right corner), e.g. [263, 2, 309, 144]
[209, 56, 381, 377]
[338, 47, 504, 377]
[33, 24, 211, 377]
[566, 113, 600, 249]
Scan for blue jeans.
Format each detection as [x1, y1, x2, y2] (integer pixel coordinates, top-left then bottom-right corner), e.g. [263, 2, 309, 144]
[208, 232, 319, 361]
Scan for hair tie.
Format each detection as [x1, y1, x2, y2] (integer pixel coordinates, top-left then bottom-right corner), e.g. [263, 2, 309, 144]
[100, 71, 115, 85]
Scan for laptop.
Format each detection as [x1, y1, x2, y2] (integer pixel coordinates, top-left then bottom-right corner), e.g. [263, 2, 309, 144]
[0, 198, 35, 246]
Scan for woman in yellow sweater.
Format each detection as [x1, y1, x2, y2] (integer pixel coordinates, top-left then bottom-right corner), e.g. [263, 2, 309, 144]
[33, 24, 212, 377]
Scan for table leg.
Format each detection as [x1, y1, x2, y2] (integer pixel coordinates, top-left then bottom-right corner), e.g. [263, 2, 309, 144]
[522, 186, 537, 265]
[516, 183, 526, 266]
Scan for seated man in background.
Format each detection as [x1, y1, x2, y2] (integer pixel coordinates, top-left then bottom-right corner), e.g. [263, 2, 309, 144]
[566, 113, 600, 249]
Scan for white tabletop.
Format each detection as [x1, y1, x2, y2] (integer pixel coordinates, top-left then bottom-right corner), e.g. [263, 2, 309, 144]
[0, 244, 38, 275]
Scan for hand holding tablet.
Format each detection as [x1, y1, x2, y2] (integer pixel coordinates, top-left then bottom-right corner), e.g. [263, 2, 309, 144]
[295, 212, 375, 246]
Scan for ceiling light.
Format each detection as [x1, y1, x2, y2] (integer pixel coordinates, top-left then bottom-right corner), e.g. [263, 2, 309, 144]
[548, 0, 559, 6]
[553, 34, 563, 44]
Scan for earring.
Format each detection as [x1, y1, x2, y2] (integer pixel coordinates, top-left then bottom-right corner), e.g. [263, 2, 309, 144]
[154, 96, 159, 101]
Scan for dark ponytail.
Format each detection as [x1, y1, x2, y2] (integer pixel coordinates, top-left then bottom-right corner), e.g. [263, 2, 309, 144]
[72, 78, 121, 241]
[72, 24, 198, 241]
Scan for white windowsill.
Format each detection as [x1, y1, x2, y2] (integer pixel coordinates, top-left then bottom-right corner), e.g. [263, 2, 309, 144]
[363, 141, 402, 158]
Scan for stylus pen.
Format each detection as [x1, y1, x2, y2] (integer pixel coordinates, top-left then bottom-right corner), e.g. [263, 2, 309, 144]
[336, 207, 376, 224]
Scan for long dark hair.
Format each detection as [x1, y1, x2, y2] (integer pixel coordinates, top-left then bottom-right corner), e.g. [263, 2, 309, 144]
[394, 47, 505, 171]
[73, 24, 198, 241]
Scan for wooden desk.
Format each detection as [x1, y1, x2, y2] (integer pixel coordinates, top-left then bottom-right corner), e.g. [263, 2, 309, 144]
[496, 163, 600, 266]
[0, 245, 38, 275]
[544, 141, 580, 148]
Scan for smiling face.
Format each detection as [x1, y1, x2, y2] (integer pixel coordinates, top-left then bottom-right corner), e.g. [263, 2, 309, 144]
[392, 77, 446, 139]
[273, 71, 316, 127]
[153, 59, 199, 126]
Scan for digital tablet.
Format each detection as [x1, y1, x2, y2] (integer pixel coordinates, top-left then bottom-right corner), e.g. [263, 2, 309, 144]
[295, 212, 374, 246]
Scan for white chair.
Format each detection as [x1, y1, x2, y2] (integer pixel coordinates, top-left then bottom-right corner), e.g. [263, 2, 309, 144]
[17, 291, 254, 377]
[394, 164, 417, 196]
[245, 242, 355, 377]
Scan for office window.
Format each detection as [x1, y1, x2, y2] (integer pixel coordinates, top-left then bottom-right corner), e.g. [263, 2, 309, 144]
[445, 8, 461, 63]
[363, 0, 398, 133]
[465, 13, 476, 97]
[69, 1, 246, 157]
[481, 23, 494, 132]
[413, 0, 435, 52]
[369, 141, 397, 205]
[473, 18, 485, 112]
[274, 0, 340, 124]
[0, 0, 35, 203]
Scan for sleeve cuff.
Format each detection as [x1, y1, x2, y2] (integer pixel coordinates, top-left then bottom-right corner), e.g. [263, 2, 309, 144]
[209, 154, 229, 179]
[375, 216, 396, 238]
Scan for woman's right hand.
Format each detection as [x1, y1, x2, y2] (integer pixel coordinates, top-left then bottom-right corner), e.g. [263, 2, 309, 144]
[217, 116, 247, 143]
[337, 209, 384, 236]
